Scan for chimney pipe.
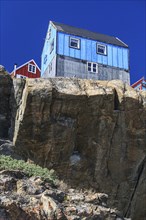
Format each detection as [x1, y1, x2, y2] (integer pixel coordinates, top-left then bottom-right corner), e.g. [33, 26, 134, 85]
[14, 63, 17, 77]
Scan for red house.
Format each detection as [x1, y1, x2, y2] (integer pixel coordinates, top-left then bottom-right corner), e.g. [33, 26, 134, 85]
[11, 59, 40, 79]
[131, 77, 146, 91]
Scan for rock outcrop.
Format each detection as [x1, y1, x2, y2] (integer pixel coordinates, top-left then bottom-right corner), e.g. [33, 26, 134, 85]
[0, 66, 12, 138]
[0, 68, 146, 220]
[0, 169, 127, 220]
[11, 78, 146, 220]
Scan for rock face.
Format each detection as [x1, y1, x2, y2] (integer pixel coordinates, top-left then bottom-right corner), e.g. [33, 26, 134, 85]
[0, 70, 146, 220]
[9, 78, 26, 140]
[11, 78, 146, 220]
[0, 170, 126, 220]
[0, 67, 12, 138]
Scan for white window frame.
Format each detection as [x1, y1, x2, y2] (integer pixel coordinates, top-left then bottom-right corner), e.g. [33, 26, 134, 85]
[87, 62, 98, 73]
[97, 43, 107, 55]
[69, 37, 80, 49]
[28, 64, 36, 74]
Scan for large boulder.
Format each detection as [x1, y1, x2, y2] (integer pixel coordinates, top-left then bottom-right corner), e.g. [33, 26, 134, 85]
[12, 78, 146, 220]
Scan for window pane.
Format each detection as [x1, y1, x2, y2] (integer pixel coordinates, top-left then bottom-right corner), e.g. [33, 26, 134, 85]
[88, 63, 91, 67]
[71, 41, 78, 47]
[29, 65, 32, 72]
[88, 67, 91, 71]
[50, 39, 54, 53]
[72, 39, 78, 43]
[44, 55, 47, 64]
[93, 64, 96, 68]
[48, 29, 51, 39]
[97, 44, 106, 54]
[33, 66, 36, 73]
[93, 68, 96, 72]
[98, 47, 104, 53]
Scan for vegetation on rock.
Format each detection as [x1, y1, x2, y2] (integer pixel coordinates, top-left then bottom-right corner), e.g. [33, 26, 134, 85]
[0, 155, 57, 184]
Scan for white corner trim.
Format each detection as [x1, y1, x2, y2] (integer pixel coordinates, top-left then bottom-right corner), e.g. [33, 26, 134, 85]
[50, 21, 57, 30]
[116, 37, 128, 47]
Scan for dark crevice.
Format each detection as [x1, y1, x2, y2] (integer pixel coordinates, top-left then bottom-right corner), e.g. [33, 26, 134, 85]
[124, 156, 146, 218]
[0, 74, 13, 139]
[114, 89, 120, 110]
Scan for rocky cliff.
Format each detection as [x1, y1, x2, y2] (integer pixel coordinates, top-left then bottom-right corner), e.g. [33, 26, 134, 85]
[0, 68, 146, 220]
[0, 66, 12, 138]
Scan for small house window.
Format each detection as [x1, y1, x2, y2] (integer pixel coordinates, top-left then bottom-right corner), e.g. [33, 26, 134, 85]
[44, 55, 47, 64]
[28, 64, 36, 73]
[48, 29, 51, 40]
[142, 82, 146, 88]
[49, 62, 52, 73]
[97, 44, 107, 55]
[20, 76, 26, 79]
[50, 39, 54, 54]
[87, 62, 98, 73]
[69, 37, 80, 49]
[16, 75, 26, 79]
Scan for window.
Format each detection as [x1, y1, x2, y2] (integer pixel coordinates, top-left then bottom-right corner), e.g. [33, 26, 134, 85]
[97, 44, 107, 55]
[142, 82, 146, 88]
[28, 64, 36, 73]
[20, 76, 26, 79]
[69, 37, 80, 49]
[16, 75, 26, 79]
[44, 55, 47, 64]
[48, 29, 51, 40]
[87, 62, 98, 73]
[49, 62, 52, 73]
[50, 39, 54, 54]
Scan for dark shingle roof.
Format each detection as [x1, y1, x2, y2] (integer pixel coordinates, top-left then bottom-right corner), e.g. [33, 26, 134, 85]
[51, 21, 128, 48]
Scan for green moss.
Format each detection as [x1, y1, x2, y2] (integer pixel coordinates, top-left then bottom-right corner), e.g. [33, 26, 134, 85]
[0, 155, 57, 184]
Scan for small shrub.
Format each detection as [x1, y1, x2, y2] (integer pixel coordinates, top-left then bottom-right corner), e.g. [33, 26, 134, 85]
[0, 155, 57, 184]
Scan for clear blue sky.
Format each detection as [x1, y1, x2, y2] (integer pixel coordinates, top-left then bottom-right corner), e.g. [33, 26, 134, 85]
[0, 0, 145, 84]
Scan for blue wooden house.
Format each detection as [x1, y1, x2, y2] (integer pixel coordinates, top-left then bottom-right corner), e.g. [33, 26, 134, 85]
[41, 21, 130, 84]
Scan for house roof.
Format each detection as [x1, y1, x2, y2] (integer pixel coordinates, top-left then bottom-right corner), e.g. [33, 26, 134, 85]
[51, 21, 128, 48]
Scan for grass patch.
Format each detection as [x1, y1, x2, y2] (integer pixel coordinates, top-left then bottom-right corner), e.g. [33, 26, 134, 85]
[0, 155, 57, 184]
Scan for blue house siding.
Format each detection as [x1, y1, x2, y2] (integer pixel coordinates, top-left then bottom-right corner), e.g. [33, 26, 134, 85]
[41, 23, 57, 76]
[123, 48, 128, 70]
[57, 32, 129, 70]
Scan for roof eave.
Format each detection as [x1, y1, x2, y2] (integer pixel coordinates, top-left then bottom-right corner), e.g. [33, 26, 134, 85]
[57, 30, 128, 48]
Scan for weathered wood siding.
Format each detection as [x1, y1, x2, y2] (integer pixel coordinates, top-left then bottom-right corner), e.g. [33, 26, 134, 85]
[56, 55, 130, 84]
[42, 55, 56, 78]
